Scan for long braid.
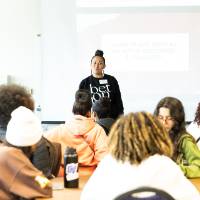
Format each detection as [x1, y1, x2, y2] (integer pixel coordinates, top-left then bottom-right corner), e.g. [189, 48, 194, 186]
[147, 112, 172, 156]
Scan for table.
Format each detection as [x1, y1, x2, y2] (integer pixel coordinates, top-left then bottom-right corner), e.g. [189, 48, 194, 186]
[36, 166, 95, 200]
[37, 168, 200, 200]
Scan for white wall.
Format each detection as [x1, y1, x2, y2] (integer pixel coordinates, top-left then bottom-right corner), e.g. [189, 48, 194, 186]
[0, 0, 42, 105]
[41, 0, 80, 121]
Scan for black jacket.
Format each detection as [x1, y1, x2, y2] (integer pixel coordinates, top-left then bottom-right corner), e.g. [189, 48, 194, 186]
[97, 118, 115, 135]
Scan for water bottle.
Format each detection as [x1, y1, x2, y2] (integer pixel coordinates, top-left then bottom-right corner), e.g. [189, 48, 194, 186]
[64, 147, 79, 188]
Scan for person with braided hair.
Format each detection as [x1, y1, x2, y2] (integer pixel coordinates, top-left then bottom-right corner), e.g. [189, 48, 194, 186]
[79, 49, 124, 120]
[187, 102, 200, 149]
[154, 96, 200, 178]
[81, 112, 200, 200]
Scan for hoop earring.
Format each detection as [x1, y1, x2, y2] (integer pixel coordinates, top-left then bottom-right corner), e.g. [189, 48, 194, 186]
[102, 69, 104, 77]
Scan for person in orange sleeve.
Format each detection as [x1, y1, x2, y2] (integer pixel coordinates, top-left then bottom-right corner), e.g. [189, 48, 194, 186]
[44, 89, 108, 173]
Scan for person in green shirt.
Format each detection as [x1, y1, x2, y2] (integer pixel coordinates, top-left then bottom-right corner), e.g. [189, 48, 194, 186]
[154, 96, 200, 178]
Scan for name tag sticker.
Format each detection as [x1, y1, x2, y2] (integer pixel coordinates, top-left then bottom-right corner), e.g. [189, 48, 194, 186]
[99, 79, 108, 84]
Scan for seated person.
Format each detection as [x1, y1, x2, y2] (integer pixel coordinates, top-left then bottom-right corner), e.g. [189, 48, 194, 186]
[44, 89, 108, 168]
[0, 84, 57, 178]
[91, 97, 115, 135]
[0, 106, 52, 199]
[187, 102, 200, 149]
[81, 112, 200, 200]
[154, 96, 200, 178]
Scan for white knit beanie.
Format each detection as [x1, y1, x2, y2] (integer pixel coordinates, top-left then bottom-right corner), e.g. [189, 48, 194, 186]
[6, 106, 42, 147]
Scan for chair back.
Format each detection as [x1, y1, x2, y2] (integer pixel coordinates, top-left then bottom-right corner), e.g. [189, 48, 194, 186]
[114, 187, 175, 200]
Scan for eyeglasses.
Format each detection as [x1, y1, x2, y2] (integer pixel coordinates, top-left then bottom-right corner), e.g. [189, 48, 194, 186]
[158, 115, 174, 122]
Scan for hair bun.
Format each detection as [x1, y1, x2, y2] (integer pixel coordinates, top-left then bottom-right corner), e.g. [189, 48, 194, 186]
[95, 49, 104, 57]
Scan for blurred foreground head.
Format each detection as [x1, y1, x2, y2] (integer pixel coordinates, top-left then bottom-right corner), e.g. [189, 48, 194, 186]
[108, 112, 173, 164]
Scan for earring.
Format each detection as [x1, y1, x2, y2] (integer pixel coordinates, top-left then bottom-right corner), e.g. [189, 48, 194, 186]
[102, 69, 104, 76]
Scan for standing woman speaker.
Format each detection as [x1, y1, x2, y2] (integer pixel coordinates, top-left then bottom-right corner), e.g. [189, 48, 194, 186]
[79, 50, 124, 120]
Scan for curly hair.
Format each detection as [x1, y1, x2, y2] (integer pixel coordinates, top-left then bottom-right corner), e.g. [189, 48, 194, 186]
[194, 102, 200, 126]
[108, 112, 173, 165]
[0, 84, 34, 127]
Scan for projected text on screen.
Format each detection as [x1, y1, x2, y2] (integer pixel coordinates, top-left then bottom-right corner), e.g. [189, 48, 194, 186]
[102, 33, 189, 71]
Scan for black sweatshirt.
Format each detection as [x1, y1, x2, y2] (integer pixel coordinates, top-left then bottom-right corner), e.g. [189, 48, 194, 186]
[79, 74, 124, 119]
